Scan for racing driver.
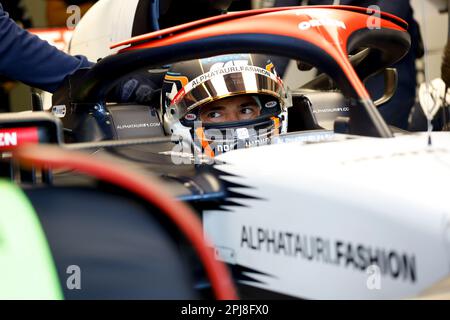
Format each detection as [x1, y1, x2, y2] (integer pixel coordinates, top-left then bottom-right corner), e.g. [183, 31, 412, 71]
[160, 53, 289, 161]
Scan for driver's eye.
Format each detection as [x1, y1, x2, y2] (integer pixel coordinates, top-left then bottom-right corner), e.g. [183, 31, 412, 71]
[207, 111, 222, 119]
[240, 106, 257, 115]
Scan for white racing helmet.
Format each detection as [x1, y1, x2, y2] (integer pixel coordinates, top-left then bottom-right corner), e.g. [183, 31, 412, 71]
[161, 54, 289, 158]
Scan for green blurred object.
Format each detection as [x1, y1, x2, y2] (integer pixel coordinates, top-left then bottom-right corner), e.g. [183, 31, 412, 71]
[0, 180, 63, 300]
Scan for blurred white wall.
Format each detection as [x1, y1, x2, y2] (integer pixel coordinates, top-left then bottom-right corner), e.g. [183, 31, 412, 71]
[411, 0, 447, 80]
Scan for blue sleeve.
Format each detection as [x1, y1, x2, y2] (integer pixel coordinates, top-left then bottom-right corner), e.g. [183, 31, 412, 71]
[0, 3, 93, 93]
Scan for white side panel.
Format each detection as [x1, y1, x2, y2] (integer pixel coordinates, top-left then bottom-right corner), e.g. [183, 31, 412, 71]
[204, 133, 450, 299]
[69, 0, 140, 61]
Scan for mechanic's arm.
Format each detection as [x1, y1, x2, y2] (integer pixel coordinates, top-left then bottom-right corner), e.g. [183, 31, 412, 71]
[0, 3, 93, 93]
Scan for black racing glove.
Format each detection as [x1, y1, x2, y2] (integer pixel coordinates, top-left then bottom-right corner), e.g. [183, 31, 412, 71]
[110, 70, 164, 105]
[53, 68, 166, 107]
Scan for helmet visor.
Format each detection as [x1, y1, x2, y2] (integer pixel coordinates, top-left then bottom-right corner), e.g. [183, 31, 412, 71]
[169, 65, 285, 121]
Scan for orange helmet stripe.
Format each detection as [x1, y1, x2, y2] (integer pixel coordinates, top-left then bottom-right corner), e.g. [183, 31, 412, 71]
[165, 75, 189, 87]
[195, 127, 215, 158]
[271, 116, 280, 136]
